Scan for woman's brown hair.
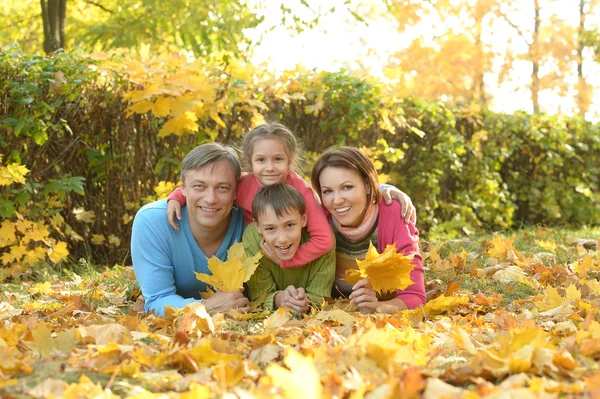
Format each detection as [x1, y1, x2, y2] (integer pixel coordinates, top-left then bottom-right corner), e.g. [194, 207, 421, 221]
[311, 146, 381, 206]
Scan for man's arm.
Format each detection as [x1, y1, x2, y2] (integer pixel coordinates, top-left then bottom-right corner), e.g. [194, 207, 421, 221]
[131, 212, 198, 316]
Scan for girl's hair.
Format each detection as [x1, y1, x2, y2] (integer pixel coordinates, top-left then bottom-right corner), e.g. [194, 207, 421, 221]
[311, 146, 381, 206]
[241, 122, 304, 173]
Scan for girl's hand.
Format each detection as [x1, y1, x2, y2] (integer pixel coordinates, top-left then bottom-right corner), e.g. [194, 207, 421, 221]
[381, 187, 416, 225]
[349, 279, 378, 314]
[260, 238, 281, 265]
[167, 200, 182, 231]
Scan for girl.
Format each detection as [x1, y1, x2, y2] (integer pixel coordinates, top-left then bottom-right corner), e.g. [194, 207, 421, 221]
[167, 123, 415, 268]
[311, 146, 426, 313]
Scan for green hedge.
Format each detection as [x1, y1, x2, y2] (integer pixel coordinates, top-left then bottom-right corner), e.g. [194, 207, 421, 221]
[1, 49, 599, 267]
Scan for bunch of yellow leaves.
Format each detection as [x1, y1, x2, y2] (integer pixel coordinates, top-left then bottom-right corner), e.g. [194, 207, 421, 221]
[195, 242, 262, 292]
[343, 243, 415, 293]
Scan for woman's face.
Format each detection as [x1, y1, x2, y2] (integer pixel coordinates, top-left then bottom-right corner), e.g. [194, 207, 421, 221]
[319, 166, 369, 228]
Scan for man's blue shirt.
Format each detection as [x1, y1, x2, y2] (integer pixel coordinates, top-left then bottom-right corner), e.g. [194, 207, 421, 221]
[131, 199, 245, 315]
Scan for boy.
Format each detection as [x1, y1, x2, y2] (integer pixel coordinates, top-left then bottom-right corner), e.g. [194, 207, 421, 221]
[243, 183, 335, 313]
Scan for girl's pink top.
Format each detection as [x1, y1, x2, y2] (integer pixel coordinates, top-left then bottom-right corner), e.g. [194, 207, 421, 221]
[167, 171, 334, 269]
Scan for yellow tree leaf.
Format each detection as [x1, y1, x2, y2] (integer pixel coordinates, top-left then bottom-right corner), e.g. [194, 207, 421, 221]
[195, 242, 262, 292]
[0, 163, 29, 185]
[73, 208, 96, 223]
[158, 111, 199, 137]
[48, 241, 69, 263]
[343, 243, 414, 293]
[0, 221, 17, 248]
[152, 96, 176, 117]
[266, 349, 322, 399]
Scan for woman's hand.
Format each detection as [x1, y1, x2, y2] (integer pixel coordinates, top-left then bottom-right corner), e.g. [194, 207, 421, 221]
[167, 200, 182, 231]
[381, 187, 416, 225]
[275, 285, 309, 314]
[349, 279, 378, 314]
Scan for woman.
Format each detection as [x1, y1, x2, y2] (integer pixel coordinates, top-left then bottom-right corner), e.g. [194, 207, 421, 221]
[311, 147, 426, 313]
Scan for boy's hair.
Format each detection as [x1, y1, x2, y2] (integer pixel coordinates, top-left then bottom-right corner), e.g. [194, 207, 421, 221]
[311, 146, 381, 206]
[180, 142, 241, 184]
[252, 183, 306, 222]
[241, 122, 304, 173]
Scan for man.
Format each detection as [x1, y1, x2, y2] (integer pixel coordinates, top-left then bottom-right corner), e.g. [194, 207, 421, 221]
[131, 143, 250, 316]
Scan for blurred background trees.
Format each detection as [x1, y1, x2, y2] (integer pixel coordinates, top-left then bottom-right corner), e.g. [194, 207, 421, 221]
[1, 0, 600, 276]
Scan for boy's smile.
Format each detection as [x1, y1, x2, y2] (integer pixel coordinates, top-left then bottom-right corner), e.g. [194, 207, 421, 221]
[255, 205, 307, 261]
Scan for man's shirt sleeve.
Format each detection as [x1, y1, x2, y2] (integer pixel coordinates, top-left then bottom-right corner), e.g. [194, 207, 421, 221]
[131, 210, 200, 316]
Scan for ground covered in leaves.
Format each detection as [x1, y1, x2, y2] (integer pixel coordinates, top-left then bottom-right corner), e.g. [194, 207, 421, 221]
[2, 228, 600, 398]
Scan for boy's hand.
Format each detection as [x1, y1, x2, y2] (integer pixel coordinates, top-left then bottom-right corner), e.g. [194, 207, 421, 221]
[349, 279, 378, 314]
[260, 238, 281, 265]
[381, 187, 416, 225]
[167, 200, 182, 231]
[275, 285, 309, 313]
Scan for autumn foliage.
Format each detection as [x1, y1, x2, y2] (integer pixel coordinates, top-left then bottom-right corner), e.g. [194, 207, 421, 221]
[1, 47, 599, 278]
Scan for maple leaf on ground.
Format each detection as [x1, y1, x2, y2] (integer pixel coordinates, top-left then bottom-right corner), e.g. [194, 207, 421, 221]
[487, 235, 516, 262]
[195, 242, 262, 292]
[266, 349, 322, 399]
[342, 242, 414, 293]
[534, 284, 581, 311]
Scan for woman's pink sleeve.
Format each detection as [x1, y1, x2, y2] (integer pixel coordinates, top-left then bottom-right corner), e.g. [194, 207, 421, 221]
[280, 187, 335, 269]
[166, 187, 187, 205]
[393, 218, 426, 308]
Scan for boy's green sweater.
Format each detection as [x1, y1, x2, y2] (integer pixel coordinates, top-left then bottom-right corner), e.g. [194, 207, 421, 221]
[243, 223, 335, 310]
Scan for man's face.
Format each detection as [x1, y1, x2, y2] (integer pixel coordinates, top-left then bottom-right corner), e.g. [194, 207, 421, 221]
[255, 206, 307, 261]
[181, 159, 237, 232]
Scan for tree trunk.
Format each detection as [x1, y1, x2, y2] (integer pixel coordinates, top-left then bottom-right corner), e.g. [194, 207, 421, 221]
[41, 0, 67, 53]
[577, 0, 590, 116]
[530, 0, 541, 113]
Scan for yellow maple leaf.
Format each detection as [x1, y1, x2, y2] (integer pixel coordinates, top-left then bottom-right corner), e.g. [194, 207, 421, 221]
[487, 235, 515, 261]
[574, 257, 597, 278]
[73, 208, 96, 223]
[152, 96, 176, 117]
[195, 242, 262, 292]
[535, 283, 580, 311]
[91, 234, 105, 245]
[535, 239, 557, 253]
[422, 294, 469, 315]
[266, 349, 322, 399]
[48, 241, 69, 263]
[0, 162, 29, 186]
[342, 243, 414, 293]
[24, 247, 47, 264]
[0, 221, 16, 248]
[158, 111, 199, 137]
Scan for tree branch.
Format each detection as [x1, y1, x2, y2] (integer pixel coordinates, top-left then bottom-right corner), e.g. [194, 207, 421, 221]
[84, 0, 113, 13]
